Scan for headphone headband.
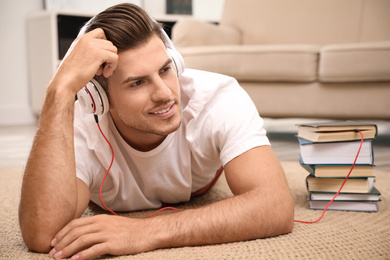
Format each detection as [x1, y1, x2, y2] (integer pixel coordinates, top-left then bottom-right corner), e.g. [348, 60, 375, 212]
[157, 21, 185, 75]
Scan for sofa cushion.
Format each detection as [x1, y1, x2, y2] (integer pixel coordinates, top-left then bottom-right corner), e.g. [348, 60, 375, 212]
[178, 45, 319, 82]
[172, 19, 241, 47]
[319, 41, 390, 82]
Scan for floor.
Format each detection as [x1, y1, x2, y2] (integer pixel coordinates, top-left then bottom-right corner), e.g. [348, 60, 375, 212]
[0, 118, 389, 172]
[0, 124, 37, 170]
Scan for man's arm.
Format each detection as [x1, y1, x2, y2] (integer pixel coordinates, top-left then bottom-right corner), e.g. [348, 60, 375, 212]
[162, 145, 295, 244]
[49, 145, 294, 259]
[18, 28, 118, 253]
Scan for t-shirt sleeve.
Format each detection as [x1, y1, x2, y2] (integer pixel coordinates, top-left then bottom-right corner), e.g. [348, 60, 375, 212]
[74, 121, 93, 187]
[210, 79, 270, 166]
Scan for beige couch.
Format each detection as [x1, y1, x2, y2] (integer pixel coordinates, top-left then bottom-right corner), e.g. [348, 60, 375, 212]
[171, 0, 390, 119]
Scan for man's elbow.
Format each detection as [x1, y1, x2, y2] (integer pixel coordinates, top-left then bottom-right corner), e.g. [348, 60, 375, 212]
[278, 195, 295, 235]
[263, 193, 295, 237]
[20, 226, 53, 253]
[19, 213, 53, 253]
[19, 218, 55, 253]
[283, 199, 295, 234]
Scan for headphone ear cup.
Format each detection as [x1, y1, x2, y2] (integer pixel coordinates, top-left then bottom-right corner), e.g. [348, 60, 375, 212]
[167, 48, 183, 76]
[76, 79, 109, 115]
[160, 28, 185, 76]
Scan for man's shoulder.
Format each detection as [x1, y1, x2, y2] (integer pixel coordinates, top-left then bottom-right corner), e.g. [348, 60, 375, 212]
[179, 69, 256, 125]
[179, 69, 240, 107]
[180, 69, 237, 85]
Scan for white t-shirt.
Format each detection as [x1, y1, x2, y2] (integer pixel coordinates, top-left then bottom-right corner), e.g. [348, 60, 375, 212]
[74, 69, 270, 211]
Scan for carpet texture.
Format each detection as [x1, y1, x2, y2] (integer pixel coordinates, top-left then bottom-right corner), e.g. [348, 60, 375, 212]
[0, 162, 389, 259]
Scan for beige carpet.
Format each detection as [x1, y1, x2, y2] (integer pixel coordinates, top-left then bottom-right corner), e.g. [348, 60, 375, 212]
[1, 162, 389, 259]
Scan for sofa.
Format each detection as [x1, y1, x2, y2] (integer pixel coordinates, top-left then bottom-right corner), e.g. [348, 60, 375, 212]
[171, 0, 390, 119]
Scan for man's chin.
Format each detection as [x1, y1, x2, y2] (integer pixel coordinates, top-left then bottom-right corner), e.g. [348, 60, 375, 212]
[155, 119, 181, 136]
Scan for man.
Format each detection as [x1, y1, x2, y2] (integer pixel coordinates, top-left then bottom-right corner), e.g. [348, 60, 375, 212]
[19, 3, 294, 260]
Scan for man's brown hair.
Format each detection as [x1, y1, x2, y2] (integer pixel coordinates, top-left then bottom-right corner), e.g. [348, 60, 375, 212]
[84, 3, 165, 91]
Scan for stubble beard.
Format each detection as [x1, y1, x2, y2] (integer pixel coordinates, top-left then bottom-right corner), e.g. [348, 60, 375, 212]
[115, 105, 182, 137]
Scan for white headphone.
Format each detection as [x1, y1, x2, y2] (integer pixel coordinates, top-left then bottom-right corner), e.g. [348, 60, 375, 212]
[76, 16, 185, 116]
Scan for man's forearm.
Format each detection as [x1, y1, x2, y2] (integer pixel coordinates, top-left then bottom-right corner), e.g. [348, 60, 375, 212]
[19, 84, 79, 252]
[150, 186, 294, 249]
[49, 186, 294, 259]
[150, 148, 295, 249]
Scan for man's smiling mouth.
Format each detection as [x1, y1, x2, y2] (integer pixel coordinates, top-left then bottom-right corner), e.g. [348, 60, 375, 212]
[151, 105, 172, 114]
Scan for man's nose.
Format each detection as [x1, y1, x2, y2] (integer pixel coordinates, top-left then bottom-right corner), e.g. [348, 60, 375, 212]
[151, 77, 172, 101]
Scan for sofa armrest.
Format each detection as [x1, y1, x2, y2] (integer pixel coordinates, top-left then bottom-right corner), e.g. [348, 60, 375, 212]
[171, 19, 241, 48]
[319, 41, 390, 82]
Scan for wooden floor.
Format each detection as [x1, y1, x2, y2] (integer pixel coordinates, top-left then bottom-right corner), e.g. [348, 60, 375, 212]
[0, 118, 389, 172]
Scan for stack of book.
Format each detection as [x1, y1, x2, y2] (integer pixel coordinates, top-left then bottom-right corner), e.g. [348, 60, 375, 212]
[297, 120, 381, 212]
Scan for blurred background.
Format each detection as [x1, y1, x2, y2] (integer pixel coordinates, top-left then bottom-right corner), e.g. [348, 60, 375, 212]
[0, 0, 388, 172]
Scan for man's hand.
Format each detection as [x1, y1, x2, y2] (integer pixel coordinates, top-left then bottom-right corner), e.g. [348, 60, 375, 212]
[53, 28, 118, 95]
[49, 215, 157, 260]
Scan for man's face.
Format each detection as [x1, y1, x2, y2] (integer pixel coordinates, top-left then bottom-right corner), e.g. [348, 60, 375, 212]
[107, 34, 181, 151]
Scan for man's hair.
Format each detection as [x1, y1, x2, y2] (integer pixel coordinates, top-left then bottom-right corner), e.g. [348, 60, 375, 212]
[83, 3, 165, 92]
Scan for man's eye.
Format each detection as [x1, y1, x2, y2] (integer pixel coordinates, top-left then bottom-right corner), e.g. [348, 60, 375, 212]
[161, 66, 172, 74]
[131, 80, 143, 87]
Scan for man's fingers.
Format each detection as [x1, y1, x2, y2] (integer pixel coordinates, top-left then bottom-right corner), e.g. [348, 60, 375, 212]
[49, 218, 101, 258]
[102, 63, 116, 78]
[54, 233, 104, 260]
[70, 243, 110, 260]
[92, 38, 118, 78]
[79, 28, 107, 40]
[51, 217, 93, 247]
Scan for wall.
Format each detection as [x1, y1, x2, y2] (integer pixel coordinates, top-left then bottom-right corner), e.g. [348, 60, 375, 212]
[0, 0, 42, 125]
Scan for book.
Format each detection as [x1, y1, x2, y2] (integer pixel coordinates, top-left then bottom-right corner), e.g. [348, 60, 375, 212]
[297, 120, 377, 142]
[309, 186, 381, 201]
[308, 200, 378, 212]
[300, 164, 374, 177]
[306, 175, 375, 193]
[299, 138, 374, 165]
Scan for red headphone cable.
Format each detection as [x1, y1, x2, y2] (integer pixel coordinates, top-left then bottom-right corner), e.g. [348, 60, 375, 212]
[95, 117, 117, 215]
